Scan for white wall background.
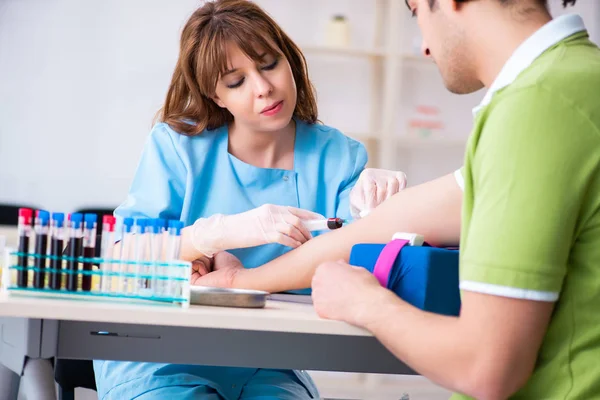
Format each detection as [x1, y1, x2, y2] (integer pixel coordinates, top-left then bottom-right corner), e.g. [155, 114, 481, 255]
[0, 0, 598, 213]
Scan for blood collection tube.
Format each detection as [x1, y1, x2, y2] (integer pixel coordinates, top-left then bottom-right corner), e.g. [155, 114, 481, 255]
[17, 208, 33, 288]
[66, 213, 83, 292]
[133, 218, 150, 294]
[100, 215, 116, 293]
[33, 210, 50, 289]
[302, 218, 346, 232]
[149, 218, 164, 295]
[82, 214, 97, 292]
[165, 220, 183, 297]
[119, 217, 134, 293]
[49, 212, 65, 290]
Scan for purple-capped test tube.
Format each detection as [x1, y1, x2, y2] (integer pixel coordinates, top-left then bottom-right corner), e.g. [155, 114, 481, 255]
[66, 213, 83, 292]
[33, 210, 50, 289]
[49, 213, 65, 290]
[82, 214, 97, 292]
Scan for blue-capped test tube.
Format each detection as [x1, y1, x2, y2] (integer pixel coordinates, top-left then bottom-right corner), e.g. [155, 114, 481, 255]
[165, 220, 183, 298]
[149, 218, 164, 295]
[82, 214, 97, 292]
[133, 218, 150, 294]
[49, 213, 65, 290]
[100, 215, 116, 293]
[33, 210, 50, 289]
[119, 217, 134, 294]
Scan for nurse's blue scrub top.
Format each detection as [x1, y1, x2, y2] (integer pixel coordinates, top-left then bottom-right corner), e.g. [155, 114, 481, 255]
[93, 120, 367, 400]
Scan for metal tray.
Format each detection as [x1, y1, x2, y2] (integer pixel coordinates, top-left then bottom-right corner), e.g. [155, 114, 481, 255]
[190, 286, 268, 308]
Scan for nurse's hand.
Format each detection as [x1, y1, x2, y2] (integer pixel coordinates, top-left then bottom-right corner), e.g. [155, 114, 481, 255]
[192, 251, 243, 287]
[349, 168, 407, 219]
[190, 204, 324, 258]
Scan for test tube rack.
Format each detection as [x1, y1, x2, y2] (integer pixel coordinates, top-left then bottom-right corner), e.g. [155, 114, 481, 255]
[2, 249, 192, 308]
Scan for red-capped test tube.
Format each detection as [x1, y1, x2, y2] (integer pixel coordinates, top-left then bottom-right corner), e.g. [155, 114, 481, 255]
[17, 208, 33, 287]
[100, 216, 116, 293]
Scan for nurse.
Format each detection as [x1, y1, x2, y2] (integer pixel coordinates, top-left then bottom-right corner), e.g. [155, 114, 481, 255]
[92, 0, 382, 399]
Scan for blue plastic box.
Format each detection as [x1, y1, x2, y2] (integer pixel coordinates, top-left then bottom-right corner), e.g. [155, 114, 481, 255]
[349, 244, 461, 316]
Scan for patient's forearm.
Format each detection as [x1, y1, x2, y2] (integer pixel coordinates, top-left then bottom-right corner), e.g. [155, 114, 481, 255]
[232, 173, 463, 292]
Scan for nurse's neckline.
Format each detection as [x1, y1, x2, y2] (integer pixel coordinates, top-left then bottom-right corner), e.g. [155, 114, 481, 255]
[225, 119, 299, 172]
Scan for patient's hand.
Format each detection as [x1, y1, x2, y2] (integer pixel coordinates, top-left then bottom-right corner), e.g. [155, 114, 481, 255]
[192, 251, 243, 287]
[312, 260, 389, 328]
[190, 254, 213, 285]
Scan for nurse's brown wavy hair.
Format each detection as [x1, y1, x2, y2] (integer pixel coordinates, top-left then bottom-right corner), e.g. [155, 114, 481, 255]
[157, 0, 318, 136]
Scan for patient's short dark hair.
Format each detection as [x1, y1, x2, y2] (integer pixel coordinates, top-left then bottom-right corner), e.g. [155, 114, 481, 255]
[407, 0, 577, 10]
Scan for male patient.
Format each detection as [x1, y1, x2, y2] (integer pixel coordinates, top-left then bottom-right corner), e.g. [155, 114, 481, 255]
[200, 0, 600, 398]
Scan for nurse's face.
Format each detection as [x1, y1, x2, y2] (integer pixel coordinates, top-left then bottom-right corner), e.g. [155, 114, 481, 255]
[212, 42, 297, 133]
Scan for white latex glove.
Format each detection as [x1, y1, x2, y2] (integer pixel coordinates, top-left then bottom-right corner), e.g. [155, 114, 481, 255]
[349, 168, 407, 219]
[191, 204, 325, 257]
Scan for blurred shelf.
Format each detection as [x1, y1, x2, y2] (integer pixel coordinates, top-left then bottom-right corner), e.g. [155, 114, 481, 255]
[401, 53, 436, 65]
[301, 44, 386, 58]
[336, 132, 466, 150]
[344, 132, 378, 142]
[397, 137, 467, 149]
[300, 44, 436, 65]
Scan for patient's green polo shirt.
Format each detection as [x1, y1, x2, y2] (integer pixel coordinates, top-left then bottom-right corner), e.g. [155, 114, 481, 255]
[455, 22, 600, 399]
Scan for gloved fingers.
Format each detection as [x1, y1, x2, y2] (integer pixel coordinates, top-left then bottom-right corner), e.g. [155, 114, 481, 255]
[382, 172, 407, 202]
[363, 181, 379, 210]
[253, 204, 280, 244]
[273, 218, 309, 245]
[359, 209, 371, 218]
[270, 205, 284, 224]
[263, 205, 320, 242]
[349, 203, 361, 220]
[375, 180, 388, 208]
[385, 177, 400, 201]
[269, 230, 303, 248]
[191, 215, 226, 257]
[360, 169, 377, 181]
[282, 213, 312, 242]
[397, 171, 408, 190]
[349, 185, 367, 218]
[286, 206, 325, 221]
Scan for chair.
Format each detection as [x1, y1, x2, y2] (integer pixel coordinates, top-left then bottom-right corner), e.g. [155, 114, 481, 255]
[73, 207, 116, 222]
[54, 359, 97, 400]
[0, 203, 41, 226]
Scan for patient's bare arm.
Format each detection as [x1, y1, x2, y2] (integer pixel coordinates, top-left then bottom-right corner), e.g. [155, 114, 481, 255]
[217, 173, 463, 292]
